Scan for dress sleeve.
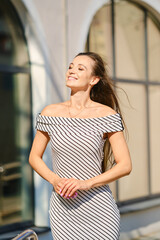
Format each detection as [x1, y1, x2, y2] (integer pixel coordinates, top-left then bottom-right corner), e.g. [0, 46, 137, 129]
[102, 113, 124, 133]
[35, 113, 50, 133]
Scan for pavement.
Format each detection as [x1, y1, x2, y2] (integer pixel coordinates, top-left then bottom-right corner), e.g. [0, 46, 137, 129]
[1, 221, 160, 239]
[38, 227, 160, 240]
[38, 222, 160, 240]
[120, 221, 160, 240]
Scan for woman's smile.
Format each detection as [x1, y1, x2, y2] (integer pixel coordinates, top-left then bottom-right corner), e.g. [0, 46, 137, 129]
[68, 76, 78, 81]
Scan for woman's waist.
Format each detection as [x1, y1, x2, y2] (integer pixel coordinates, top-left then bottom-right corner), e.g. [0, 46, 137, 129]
[54, 169, 102, 180]
[51, 184, 113, 208]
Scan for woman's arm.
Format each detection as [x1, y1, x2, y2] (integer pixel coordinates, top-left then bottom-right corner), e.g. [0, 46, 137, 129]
[29, 105, 61, 186]
[29, 104, 78, 198]
[86, 131, 132, 188]
[58, 131, 132, 197]
[29, 117, 77, 197]
[29, 130, 60, 185]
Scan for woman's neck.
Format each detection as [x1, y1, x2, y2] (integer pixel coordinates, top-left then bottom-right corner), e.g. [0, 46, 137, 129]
[69, 91, 92, 109]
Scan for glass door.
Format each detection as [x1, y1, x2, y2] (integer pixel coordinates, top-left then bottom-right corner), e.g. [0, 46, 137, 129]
[0, 73, 33, 226]
[0, 0, 33, 228]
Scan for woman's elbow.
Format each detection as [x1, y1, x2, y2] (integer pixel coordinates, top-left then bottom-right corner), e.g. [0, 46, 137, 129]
[126, 167, 132, 175]
[124, 162, 132, 175]
[29, 152, 34, 167]
[29, 155, 32, 166]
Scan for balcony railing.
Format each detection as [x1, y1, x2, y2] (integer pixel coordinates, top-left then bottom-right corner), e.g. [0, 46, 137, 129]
[12, 229, 38, 240]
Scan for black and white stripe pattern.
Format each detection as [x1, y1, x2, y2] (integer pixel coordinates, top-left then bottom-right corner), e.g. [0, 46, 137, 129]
[36, 113, 124, 240]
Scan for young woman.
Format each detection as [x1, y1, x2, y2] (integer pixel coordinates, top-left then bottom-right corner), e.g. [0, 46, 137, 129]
[29, 52, 132, 240]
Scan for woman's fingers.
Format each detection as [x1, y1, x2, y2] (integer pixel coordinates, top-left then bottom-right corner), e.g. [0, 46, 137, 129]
[53, 177, 78, 198]
[56, 178, 88, 199]
[65, 192, 78, 199]
[60, 180, 75, 197]
[54, 178, 68, 194]
[66, 186, 78, 197]
[59, 178, 80, 198]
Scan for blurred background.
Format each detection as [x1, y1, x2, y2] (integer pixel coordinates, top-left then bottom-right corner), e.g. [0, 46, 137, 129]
[0, 0, 159, 239]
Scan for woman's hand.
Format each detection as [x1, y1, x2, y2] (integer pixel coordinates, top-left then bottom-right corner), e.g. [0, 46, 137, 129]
[52, 175, 66, 194]
[57, 178, 91, 199]
[52, 176, 76, 198]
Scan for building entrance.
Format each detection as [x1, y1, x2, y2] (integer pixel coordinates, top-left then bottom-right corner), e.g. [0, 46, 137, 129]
[0, 1, 33, 228]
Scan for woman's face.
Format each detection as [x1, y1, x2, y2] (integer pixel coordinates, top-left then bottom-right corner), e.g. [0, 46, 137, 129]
[66, 55, 96, 90]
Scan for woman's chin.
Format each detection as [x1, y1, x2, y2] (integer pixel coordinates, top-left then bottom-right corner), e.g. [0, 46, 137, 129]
[66, 81, 78, 88]
[66, 82, 74, 88]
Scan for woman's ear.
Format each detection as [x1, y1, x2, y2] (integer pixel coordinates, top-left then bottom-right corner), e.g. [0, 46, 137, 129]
[90, 76, 100, 86]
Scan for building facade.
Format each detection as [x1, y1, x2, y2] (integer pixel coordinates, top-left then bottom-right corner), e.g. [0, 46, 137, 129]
[0, 0, 160, 238]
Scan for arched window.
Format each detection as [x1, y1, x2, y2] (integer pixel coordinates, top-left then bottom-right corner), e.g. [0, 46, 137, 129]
[86, 0, 160, 203]
[0, 0, 33, 226]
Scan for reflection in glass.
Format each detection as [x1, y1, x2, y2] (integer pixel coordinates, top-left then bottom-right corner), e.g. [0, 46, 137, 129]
[87, 4, 113, 76]
[117, 83, 148, 201]
[0, 1, 29, 67]
[0, 0, 33, 227]
[149, 86, 160, 194]
[148, 16, 160, 82]
[115, 1, 145, 80]
[0, 73, 33, 226]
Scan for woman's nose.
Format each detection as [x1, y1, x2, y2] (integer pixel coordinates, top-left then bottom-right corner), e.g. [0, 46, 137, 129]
[69, 67, 76, 74]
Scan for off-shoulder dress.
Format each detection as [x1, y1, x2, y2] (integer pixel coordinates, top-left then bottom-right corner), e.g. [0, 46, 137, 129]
[36, 113, 124, 240]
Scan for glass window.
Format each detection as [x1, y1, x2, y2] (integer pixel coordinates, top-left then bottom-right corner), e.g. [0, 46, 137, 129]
[117, 83, 149, 201]
[115, 1, 145, 80]
[0, 0, 33, 227]
[87, 4, 113, 76]
[86, 0, 160, 203]
[0, 1, 29, 67]
[148, 16, 160, 82]
[149, 86, 160, 194]
[0, 73, 33, 226]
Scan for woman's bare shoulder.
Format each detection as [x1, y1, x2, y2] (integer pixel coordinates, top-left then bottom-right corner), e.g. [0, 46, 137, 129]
[41, 102, 68, 117]
[91, 102, 117, 117]
[102, 106, 117, 116]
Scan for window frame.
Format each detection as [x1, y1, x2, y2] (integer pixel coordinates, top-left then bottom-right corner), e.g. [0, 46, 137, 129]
[86, 0, 160, 205]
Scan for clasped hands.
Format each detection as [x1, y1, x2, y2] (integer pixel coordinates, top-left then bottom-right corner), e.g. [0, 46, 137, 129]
[53, 176, 90, 199]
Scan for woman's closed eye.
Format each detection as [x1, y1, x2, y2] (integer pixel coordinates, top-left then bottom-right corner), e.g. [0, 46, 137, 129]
[78, 68, 84, 71]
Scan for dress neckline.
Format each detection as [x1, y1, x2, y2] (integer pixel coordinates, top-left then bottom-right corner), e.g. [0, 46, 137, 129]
[38, 112, 120, 121]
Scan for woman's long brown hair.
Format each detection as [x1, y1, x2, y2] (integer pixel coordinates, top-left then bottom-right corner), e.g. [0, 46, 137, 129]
[76, 52, 124, 172]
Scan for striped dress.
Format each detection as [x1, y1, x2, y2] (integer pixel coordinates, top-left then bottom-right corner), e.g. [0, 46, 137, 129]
[36, 113, 124, 240]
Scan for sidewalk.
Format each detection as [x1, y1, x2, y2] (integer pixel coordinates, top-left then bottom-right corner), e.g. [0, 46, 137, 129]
[38, 231, 52, 240]
[120, 221, 160, 240]
[37, 222, 160, 240]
